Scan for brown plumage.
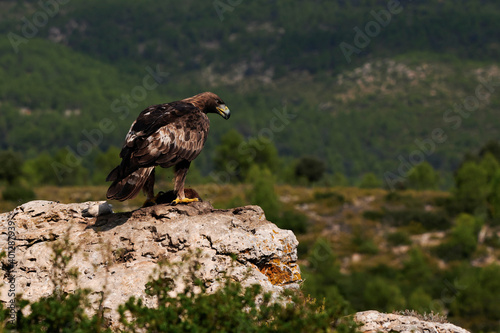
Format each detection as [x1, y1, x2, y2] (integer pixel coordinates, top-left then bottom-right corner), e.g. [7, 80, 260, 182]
[106, 92, 230, 204]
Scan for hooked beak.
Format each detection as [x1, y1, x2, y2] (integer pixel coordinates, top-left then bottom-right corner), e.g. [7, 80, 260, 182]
[216, 104, 230, 120]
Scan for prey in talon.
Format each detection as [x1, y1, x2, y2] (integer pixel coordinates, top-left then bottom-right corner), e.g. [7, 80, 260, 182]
[106, 92, 230, 206]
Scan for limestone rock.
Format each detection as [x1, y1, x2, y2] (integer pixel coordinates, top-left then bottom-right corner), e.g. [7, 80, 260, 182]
[0, 200, 301, 326]
[355, 310, 471, 333]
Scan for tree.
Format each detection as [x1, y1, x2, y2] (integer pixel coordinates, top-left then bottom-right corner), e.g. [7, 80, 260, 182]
[51, 149, 89, 186]
[247, 166, 280, 222]
[330, 172, 349, 187]
[214, 130, 281, 183]
[246, 137, 280, 176]
[23, 150, 89, 186]
[213, 129, 249, 182]
[406, 161, 440, 190]
[294, 156, 326, 183]
[435, 213, 479, 261]
[0, 150, 23, 185]
[359, 172, 382, 189]
[479, 152, 500, 182]
[479, 140, 500, 162]
[450, 264, 500, 332]
[214, 129, 250, 181]
[408, 287, 435, 314]
[23, 152, 56, 186]
[301, 239, 350, 312]
[92, 146, 121, 184]
[363, 277, 406, 312]
[488, 170, 500, 221]
[453, 161, 489, 214]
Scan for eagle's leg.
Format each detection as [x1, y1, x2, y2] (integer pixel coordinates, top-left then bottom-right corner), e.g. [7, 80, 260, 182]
[142, 168, 159, 207]
[171, 161, 198, 205]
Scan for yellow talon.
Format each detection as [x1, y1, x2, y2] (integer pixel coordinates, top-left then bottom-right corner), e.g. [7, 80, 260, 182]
[171, 197, 199, 205]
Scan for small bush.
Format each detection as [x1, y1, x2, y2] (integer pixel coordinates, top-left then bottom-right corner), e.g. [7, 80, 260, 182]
[358, 173, 382, 189]
[2, 184, 36, 203]
[385, 191, 403, 202]
[363, 277, 406, 312]
[294, 156, 326, 183]
[386, 231, 412, 246]
[314, 191, 345, 203]
[275, 209, 309, 234]
[362, 210, 384, 221]
[383, 209, 451, 231]
[433, 214, 478, 261]
[351, 229, 379, 255]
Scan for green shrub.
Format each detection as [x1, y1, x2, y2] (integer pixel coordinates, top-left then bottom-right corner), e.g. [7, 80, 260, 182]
[275, 209, 309, 234]
[434, 214, 479, 261]
[351, 229, 379, 255]
[294, 156, 326, 183]
[382, 209, 451, 231]
[0, 150, 23, 185]
[301, 239, 352, 316]
[488, 170, 500, 222]
[452, 161, 490, 214]
[449, 264, 500, 332]
[406, 162, 440, 190]
[314, 190, 345, 202]
[362, 210, 384, 221]
[247, 166, 281, 222]
[363, 277, 406, 312]
[358, 173, 382, 189]
[2, 184, 36, 203]
[385, 191, 403, 202]
[386, 231, 412, 246]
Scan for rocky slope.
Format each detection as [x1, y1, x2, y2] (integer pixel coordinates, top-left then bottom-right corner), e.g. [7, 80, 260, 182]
[0, 200, 301, 326]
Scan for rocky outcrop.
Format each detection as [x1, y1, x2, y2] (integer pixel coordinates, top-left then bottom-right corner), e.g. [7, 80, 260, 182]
[1, 201, 473, 333]
[355, 310, 471, 333]
[0, 200, 301, 326]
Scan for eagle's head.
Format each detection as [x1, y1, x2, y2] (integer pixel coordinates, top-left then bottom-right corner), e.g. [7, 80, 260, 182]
[186, 92, 230, 120]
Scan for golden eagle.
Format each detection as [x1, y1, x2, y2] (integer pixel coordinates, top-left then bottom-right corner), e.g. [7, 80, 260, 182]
[106, 92, 230, 205]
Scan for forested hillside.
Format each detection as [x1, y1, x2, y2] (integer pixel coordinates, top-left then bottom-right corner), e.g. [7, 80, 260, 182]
[0, 0, 499, 186]
[2, 2, 500, 331]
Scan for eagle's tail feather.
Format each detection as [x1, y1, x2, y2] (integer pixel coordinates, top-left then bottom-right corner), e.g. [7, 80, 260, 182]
[106, 165, 121, 182]
[106, 167, 154, 201]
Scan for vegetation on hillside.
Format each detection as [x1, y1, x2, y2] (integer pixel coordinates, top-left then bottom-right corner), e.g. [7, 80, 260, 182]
[3, 143, 500, 331]
[1, 0, 500, 331]
[0, 0, 499, 183]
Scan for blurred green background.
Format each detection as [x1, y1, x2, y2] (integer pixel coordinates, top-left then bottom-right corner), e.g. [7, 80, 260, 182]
[1, 1, 500, 331]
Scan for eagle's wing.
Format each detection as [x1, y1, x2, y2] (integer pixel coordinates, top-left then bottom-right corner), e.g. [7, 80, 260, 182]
[117, 102, 209, 174]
